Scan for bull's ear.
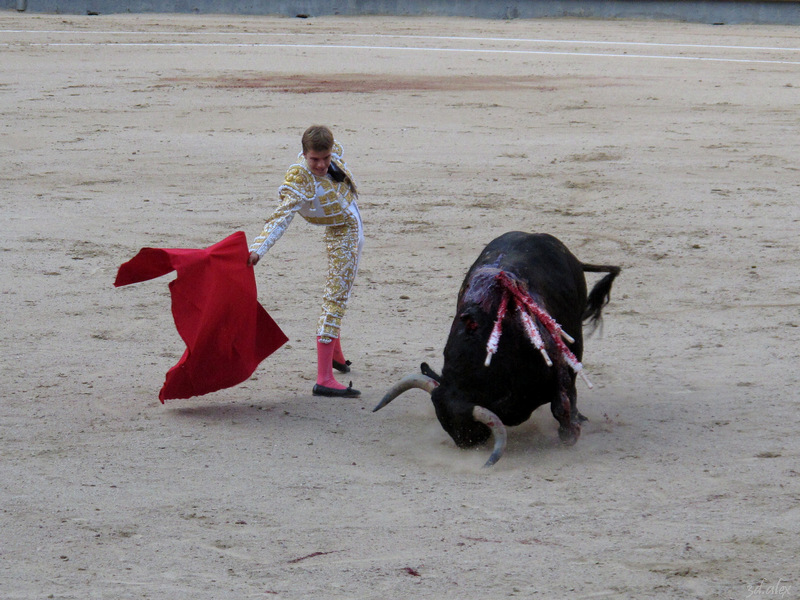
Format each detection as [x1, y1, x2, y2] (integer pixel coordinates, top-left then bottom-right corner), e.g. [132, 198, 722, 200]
[420, 362, 442, 382]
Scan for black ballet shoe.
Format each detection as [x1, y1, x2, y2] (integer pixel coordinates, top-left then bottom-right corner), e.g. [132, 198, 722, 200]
[312, 382, 361, 398]
[332, 359, 352, 374]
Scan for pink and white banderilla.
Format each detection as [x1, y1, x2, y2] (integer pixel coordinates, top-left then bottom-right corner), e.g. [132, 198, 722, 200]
[483, 272, 593, 389]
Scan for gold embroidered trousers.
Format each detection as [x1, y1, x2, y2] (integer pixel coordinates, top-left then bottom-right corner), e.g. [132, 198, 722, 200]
[318, 208, 363, 341]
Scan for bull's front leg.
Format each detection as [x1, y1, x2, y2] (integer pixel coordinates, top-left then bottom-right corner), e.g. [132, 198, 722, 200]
[551, 365, 581, 445]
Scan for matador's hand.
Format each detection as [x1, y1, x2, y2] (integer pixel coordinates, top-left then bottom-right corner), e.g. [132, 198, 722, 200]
[247, 251, 261, 266]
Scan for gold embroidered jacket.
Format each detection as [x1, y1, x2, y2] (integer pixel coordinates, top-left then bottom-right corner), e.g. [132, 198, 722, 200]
[250, 142, 359, 256]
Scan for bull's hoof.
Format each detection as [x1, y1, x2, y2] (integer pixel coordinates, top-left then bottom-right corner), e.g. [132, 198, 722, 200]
[558, 424, 581, 446]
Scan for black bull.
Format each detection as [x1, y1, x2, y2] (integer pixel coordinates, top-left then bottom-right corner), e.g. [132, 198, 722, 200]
[373, 232, 621, 467]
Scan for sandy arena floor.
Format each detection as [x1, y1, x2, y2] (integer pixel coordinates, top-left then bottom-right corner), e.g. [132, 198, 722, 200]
[2, 11, 799, 599]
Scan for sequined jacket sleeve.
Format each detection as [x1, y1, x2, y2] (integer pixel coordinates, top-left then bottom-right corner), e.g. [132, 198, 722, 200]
[249, 164, 316, 256]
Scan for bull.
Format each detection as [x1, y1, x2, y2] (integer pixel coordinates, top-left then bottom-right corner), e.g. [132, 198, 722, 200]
[373, 232, 620, 467]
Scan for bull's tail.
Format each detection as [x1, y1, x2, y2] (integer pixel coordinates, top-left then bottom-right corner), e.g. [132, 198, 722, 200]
[581, 264, 621, 329]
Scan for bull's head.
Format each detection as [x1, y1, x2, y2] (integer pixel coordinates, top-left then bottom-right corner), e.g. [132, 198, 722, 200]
[372, 364, 508, 468]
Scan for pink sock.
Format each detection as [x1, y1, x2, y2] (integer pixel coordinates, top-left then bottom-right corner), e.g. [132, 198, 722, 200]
[332, 337, 347, 364]
[316, 338, 346, 389]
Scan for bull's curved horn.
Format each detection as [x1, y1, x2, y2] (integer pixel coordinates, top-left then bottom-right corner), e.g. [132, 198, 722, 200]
[472, 405, 508, 468]
[372, 373, 438, 412]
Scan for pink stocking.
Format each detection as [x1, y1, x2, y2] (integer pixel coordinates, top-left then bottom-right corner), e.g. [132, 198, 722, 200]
[316, 338, 346, 389]
[332, 336, 347, 364]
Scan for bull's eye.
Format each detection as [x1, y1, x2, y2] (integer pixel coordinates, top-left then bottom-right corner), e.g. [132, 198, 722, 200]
[459, 312, 479, 332]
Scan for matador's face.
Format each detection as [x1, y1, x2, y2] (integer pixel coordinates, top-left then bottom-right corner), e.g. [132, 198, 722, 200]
[304, 148, 333, 177]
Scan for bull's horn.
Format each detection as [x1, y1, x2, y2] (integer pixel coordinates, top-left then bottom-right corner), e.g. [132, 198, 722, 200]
[472, 405, 508, 468]
[372, 373, 438, 412]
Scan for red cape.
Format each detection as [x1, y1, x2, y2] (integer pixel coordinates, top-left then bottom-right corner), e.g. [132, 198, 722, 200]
[114, 231, 288, 402]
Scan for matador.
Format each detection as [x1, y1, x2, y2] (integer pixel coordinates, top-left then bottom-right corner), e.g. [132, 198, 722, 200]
[248, 126, 363, 398]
